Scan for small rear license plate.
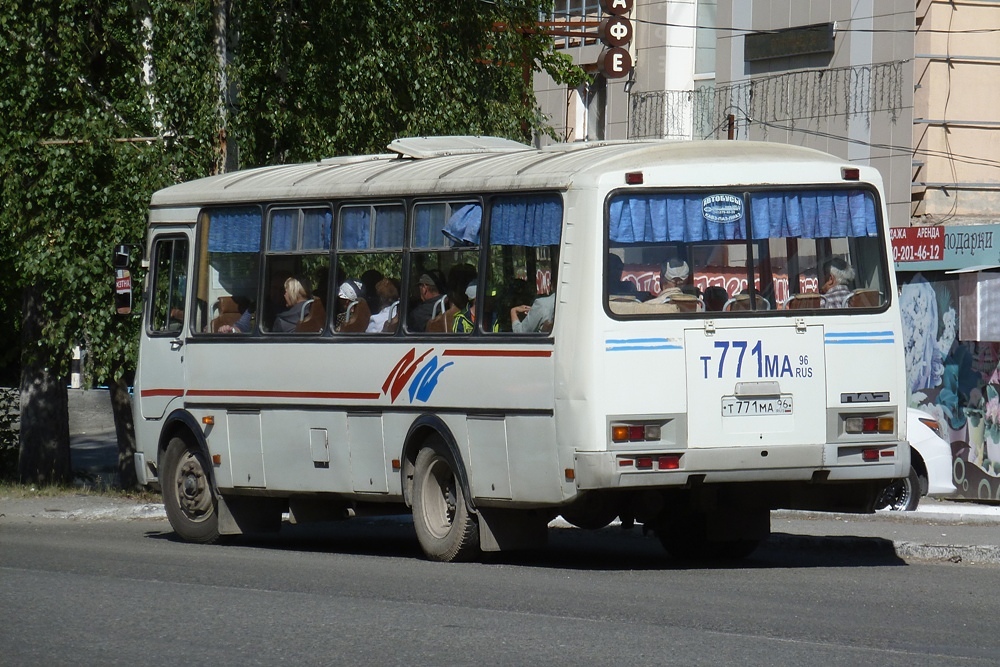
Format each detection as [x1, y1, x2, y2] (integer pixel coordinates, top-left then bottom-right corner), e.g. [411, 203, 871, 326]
[721, 395, 793, 417]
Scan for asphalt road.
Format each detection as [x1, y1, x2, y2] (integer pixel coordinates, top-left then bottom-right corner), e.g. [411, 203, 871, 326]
[2, 514, 1000, 666]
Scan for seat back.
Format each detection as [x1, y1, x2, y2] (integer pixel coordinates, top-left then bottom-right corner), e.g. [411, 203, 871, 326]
[339, 299, 371, 333]
[784, 293, 826, 310]
[210, 296, 243, 332]
[295, 298, 326, 333]
[848, 289, 881, 308]
[666, 293, 704, 313]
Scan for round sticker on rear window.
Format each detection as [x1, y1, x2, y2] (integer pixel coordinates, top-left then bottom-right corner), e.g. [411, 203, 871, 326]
[702, 194, 743, 224]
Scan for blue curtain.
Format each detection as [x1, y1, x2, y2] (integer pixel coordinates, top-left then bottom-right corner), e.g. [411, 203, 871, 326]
[608, 195, 744, 243]
[209, 208, 262, 253]
[373, 205, 405, 248]
[608, 190, 878, 243]
[749, 190, 877, 239]
[413, 204, 445, 248]
[301, 209, 332, 250]
[489, 195, 562, 247]
[340, 207, 370, 250]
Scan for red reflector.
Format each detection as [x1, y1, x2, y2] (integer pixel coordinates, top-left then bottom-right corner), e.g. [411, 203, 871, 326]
[625, 171, 644, 185]
[636, 457, 653, 470]
[862, 448, 879, 462]
[658, 455, 681, 470]
[628, 425, 645, 441]
[881, 450, 894, 458]
[619, 459, 634, 467]
[842, 167, 860, 180]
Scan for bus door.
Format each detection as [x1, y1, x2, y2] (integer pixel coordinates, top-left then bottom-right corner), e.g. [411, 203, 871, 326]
[137, 232, 192, 420]
[684, 323, 828, 449]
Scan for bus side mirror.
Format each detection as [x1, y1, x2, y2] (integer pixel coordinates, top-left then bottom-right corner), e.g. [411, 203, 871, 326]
[114, 244, 134, 315]
[113, 244, 131, 269]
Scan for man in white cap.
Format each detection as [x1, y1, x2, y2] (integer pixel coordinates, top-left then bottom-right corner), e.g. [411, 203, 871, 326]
[646, 258, 690, 305]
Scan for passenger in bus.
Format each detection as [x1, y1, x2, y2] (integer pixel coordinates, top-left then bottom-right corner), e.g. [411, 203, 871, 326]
[645, 259, 690, 304]
[703, 286, 729, 312]
[607, 253, 640, 299]
[820, 258, 855, 309]
[367, 278, 400, 333]
[409, 271, 445, 332]
[215, 296, 254, 333]
[335, 280, 371, 332]
[360, 269, 384, 318]
[272, 276, 313, 332]
[510, 277, 556, 333]
[454, 280, 497, 332]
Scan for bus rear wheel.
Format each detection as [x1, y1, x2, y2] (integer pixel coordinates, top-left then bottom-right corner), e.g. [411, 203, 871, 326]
[412, 441, 479, 562]
[162, 436, 220, 544]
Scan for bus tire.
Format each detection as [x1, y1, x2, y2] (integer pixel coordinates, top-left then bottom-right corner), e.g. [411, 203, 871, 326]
[412, 440, 480, 562]
[162, 436, 220, 544]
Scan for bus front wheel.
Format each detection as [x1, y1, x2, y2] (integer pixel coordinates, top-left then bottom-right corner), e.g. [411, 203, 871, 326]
[412, 441, 480, 562]
[162, 436, 220, 544]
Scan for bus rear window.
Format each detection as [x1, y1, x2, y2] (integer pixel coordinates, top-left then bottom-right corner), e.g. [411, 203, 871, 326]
[606, 188, 887, 315]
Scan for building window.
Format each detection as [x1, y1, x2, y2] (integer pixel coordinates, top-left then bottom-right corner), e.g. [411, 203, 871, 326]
[585, 75, 607, 141]
[695, 0, 717, 80]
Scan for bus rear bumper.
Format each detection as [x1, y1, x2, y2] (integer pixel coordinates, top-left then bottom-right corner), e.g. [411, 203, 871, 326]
[574, 441, 909, 490]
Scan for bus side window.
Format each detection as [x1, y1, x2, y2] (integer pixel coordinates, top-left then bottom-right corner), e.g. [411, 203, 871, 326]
[485, 194, 563, 334]
[337, 203, 404, 334]
[406, 201, 480, 334]
[194, 207, 262, 335]
[263, 207, 331, 333]
[150, 238, 189, 334]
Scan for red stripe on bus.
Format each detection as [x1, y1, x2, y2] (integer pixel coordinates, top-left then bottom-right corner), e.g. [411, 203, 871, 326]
[140, 389, 184, 398]
[185, 389, 382, 400]
[442, 349, 552, 358]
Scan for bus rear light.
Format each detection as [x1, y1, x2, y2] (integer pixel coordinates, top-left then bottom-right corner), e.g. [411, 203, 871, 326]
[619, 458, 634, 467]
[636, 457, 653, 469]
[611, 423, 660, 442]
[625, 171, 644, 185]
[861, 448, 880, 462]
[845, 416, 894, 434]
[842, 167, 860, 180]
[212, 454, 222, 465]
[880, 450, 894, 458]
[658, 455, 681, 470]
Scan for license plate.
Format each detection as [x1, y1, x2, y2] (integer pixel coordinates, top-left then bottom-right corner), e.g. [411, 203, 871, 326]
[721, 395, 793, 416]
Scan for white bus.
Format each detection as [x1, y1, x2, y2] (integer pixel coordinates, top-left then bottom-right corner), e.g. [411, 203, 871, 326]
[127, 136, 909, 561]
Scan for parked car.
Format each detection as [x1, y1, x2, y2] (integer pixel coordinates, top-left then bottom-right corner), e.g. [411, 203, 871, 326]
[876, 407, 957, 511]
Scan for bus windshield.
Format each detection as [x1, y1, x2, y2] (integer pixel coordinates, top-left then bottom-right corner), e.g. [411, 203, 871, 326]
[606, 187, 888, 315]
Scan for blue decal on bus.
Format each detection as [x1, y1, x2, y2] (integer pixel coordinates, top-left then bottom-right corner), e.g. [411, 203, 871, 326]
[408, 356, 454, 403]
[824, 331, 895, 345]
[606, 337, 682, 352]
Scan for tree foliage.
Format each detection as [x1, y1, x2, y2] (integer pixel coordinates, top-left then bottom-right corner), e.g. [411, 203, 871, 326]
[233, 0, 585, 164]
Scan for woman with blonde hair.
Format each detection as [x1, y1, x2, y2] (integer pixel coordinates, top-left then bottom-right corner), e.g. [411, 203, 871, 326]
[273, 275, 312, 331]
